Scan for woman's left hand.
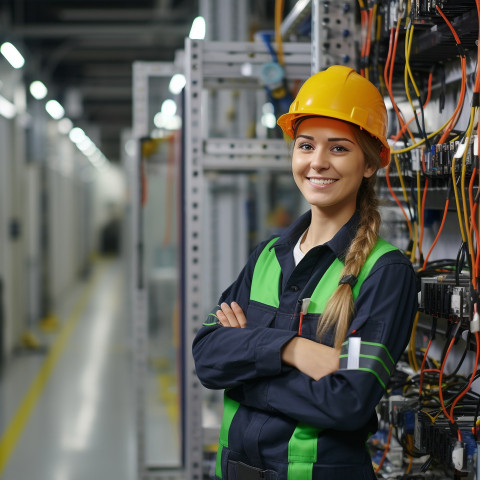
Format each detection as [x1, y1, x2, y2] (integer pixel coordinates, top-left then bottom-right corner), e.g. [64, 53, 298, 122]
[216, 302, 247, 328]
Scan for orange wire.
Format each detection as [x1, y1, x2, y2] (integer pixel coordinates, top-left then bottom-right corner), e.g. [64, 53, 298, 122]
[359, 6, 368, 76]
[385, 162, 414, 239]
[419, 339, 433, 395]
[438, 336, 456, 423]
[475, 0, 480, 92]
[422, 198, 450, 270]
[375, 424, 393, 473]
[383, 20, 415, 142]
[449, 331, 480, 424]
[436, 6, 467, 143]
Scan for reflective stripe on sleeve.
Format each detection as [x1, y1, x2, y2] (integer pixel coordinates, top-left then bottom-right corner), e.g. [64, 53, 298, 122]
[339, 339, 396, 389]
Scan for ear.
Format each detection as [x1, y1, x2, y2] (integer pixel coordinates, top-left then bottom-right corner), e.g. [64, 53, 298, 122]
[363, 163, 376, 179]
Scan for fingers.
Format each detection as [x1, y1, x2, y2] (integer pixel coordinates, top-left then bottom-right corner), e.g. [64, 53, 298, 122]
[216, 302, 246, 328]
[231, 302, 247, 328]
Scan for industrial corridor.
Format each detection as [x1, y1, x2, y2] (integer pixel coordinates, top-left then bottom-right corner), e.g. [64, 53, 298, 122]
[0, 259, 138, 479]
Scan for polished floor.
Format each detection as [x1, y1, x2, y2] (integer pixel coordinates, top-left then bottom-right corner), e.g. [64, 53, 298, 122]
[0, 258, 180, 480]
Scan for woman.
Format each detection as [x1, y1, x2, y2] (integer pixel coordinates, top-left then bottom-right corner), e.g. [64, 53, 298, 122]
[193, 65, 418, 480]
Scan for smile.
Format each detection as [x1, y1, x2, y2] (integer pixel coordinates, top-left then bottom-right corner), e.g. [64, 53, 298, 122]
[308, 178, 338, 185]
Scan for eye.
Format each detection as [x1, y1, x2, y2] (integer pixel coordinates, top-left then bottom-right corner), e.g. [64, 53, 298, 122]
[296, 141, 314, 151]
[331, 144, 350, 153]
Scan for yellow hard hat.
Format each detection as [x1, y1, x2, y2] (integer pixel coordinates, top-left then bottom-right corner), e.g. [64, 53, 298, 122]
[277, 65, 390, 167]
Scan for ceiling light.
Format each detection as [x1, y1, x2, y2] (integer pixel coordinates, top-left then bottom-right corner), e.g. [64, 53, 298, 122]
[69, 127, 86, 143]
[45, 100, 65, 120]
[0, 42, 25, 69]
[189, 16, 206, 40]
[29, 81, 48, 100]
[169, 74, 186, 95]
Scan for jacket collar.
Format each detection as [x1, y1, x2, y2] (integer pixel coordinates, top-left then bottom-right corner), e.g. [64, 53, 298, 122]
[273, 210, 360, 261]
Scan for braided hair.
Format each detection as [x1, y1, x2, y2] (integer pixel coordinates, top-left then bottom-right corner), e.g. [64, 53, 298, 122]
[315, 127, 384, 349]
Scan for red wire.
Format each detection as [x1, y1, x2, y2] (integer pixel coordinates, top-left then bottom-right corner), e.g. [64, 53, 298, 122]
[298, 312, 304, 335]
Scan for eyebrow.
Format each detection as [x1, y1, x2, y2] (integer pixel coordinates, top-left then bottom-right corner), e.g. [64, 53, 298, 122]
[296, 134, 355, 144]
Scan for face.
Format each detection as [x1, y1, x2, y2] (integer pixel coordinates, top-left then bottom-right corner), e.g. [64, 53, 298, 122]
[292, 117, 376, 217]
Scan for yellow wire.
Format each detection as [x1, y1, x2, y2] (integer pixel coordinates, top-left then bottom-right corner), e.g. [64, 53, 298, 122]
[452, 155, 467, 242]
[392, 120, 461, 154]
[416, 170, 423, 258]
[411, 220, 418, 264]
[274, 0, 285, 66]
[461, 107, 476, 272]
[408, 312, 420, 371]
[405, 23, 421, 98]
[393, 153, 417, 261]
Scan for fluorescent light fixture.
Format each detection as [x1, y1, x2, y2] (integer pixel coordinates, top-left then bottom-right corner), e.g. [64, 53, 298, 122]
[0, 42, 25, 69]
[77, 137, 94, 152]
[58, 117, 73, 134]
[0, 94, 16, 119]
[169, 74, 186, 95]
[161, 99, 177, 117]
[45, 99, 65, 120]
[29, 81, 48, 100]
[189, 16, 206, 40]
[69, 127, 86, 143]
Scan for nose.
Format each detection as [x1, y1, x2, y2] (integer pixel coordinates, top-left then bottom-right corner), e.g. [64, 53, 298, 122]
[310, 148, 330, 171]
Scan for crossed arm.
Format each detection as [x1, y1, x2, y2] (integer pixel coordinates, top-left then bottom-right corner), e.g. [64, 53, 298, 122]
[216, 302, 340, 381]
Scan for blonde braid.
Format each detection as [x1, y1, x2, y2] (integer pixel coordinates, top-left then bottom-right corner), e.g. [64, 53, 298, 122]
[316, 129, 384, 349]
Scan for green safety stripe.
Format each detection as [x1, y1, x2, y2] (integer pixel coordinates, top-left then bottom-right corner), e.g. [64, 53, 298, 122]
[287, 423, 322, 479]
[339, 340, 396, 389]
[216, 394, 240, 478]
[250, 237, 281, 307]
[308, 238, 398, 313]
[203, 312, 219, 326]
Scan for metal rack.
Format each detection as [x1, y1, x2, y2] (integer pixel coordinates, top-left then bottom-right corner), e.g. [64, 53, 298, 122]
[131, 61, 184, 480]
[182, 38, 311, 479]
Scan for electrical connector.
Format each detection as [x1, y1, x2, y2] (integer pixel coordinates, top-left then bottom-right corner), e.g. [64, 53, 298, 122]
[451, 441, 464, 470]
[471, 312, 480, 333]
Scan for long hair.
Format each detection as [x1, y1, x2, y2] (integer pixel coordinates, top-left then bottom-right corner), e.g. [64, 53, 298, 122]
[315, 127, 384, 349]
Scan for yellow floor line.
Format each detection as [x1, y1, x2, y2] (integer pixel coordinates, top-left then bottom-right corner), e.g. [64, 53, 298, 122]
[0, 261, 107, 475]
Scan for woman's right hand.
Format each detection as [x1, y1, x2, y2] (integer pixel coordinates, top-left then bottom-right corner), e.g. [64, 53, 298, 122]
[281, 337, 340, 381]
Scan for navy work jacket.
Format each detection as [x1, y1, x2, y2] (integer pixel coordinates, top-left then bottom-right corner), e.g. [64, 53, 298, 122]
[193, 210, 418, 479]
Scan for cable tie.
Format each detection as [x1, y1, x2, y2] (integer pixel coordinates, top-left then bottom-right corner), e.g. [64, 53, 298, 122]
[473, 92, 480, 107]
[456, 43, 466, 58]
[338, 274, 358, 288]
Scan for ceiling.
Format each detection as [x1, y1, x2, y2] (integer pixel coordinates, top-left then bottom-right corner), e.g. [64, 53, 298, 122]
[0, 0, 201, 163]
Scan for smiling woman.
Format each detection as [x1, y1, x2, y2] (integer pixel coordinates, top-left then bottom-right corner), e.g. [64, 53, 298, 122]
[192, 65, 418, 480]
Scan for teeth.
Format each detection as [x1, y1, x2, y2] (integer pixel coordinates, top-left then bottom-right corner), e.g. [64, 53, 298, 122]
[309, 178, 337, 185]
